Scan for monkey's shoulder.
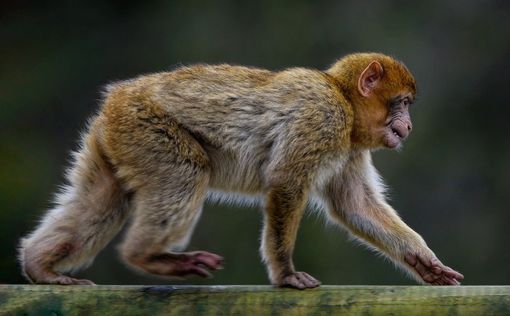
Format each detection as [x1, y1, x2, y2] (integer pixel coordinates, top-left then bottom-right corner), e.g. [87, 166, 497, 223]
[270, 68, 345, 105]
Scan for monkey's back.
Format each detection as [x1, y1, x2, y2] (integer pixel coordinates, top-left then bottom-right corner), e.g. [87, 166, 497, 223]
[99, 64, 349, 193]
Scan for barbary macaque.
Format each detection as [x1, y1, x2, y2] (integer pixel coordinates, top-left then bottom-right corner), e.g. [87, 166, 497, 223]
[19, 53, 464, 288]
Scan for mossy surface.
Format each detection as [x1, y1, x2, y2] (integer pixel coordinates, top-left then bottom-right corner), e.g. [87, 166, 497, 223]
[1, 285, 509, 316]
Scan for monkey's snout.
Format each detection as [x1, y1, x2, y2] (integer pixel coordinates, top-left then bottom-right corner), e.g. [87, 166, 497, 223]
[406, 122, 413, 132]
[391, 124, 410, 140]
[391, 120, 413, 139]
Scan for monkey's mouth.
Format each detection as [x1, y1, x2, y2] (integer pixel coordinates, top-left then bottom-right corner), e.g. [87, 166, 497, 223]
[392, 128, 405, 139]
[384, 129, 403, 149]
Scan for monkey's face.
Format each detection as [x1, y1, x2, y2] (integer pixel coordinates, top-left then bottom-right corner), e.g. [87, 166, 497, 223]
[357, 91, 414, 150]
[355, 59, 416, 150]
[381, 93, 413, 149]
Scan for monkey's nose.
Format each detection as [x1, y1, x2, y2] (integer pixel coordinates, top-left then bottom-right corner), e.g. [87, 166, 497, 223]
[407, 122, 412, 132]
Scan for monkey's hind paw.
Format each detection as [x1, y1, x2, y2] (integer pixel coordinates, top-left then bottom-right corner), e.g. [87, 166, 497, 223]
[278, 271, 321, 290]
[165, 251, 224, 279]
[39, 274, 95, 285]
[405, 254, 464, 286]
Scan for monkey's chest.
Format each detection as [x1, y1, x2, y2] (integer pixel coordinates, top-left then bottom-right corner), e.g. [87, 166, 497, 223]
[312, 155, 348, 193]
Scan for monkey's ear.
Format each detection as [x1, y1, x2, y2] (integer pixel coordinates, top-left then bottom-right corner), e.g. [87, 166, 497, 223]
[358, 61, 384, 97]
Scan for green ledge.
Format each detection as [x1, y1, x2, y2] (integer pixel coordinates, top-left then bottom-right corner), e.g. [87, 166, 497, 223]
[1, 285, 509, 315]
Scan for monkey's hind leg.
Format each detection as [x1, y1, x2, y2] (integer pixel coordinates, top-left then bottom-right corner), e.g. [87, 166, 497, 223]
[119, 162, 224, 279]
[19, 130, 131, 285]
[112, 114, 223, 279]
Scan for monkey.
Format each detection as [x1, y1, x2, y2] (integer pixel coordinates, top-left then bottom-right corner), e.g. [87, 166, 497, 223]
[19, 52, 464, 289]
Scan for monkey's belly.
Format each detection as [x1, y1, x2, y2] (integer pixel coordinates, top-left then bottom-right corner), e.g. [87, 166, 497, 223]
[206, 147, 266, 194]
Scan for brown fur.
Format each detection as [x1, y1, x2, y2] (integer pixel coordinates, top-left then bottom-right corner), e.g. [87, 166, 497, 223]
[19, 53, 463, 288]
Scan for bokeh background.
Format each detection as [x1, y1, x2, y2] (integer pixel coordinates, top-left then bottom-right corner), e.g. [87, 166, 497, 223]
[1, 0, 509, 285]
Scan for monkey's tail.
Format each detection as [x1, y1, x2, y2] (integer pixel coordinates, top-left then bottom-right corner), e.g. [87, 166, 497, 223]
[19, 122, 132, 282]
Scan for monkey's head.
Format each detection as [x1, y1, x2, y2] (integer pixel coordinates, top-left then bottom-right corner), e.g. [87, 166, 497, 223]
[328, 53, 417, 150]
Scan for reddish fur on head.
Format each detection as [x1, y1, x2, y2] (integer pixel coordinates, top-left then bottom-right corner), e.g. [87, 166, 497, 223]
[327, 53, 417, 149]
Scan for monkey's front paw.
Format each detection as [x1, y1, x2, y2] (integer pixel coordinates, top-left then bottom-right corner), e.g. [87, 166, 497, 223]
[278, 271, 321, 290]
[405, 254, 464, 285]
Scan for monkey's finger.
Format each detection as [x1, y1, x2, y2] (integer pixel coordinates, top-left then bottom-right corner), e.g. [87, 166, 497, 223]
[416, 262, 442, 283]
[423, 272, 441, 283]
[432, 266, 442, 275]
[430, 273, 447, 285]
[417, 254, 436, 268]
[429, 273, 460, 286]
[443, 267, 464, 281]
[430, 257, 441, 267]
[429, 258, 443, 275]
[431, 279, 443, 286]
[445, 278, 460, 286]
[413, 259, 431, 278]
[404, 254, 417, 266]
[440, 275, 459, 286]
[405, 254, 435, 282]
[430, 258, 464, 281]
[420, 256, 454, 282]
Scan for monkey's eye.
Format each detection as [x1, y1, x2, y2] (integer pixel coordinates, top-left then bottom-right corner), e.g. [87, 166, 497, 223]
[402, 98, 410, 107]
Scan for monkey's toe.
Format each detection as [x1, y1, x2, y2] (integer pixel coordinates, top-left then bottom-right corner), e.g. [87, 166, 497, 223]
[279, 271, 321, 290]
[66, 277, 96, 285]
[189, 251, 224, 270]
[41, 275, 95, 285]
[165, 251, 224, 278]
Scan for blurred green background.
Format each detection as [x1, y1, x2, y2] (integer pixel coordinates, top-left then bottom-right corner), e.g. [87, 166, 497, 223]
[1, 1, 509, 286]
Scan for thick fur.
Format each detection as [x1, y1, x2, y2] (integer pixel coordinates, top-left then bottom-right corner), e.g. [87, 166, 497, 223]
[20, 126, 131, 284]
[19, 53, 463, 287]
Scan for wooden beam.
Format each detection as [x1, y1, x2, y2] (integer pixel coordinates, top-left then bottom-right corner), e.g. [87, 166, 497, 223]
[1, 285, 510, 315]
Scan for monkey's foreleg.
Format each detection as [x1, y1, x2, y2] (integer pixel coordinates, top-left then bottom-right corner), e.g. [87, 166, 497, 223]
[322, 153, 464, 285]
[334, 203, 463, 285]
[261, 185, 321, 290]
[324, 189, 464, 285]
